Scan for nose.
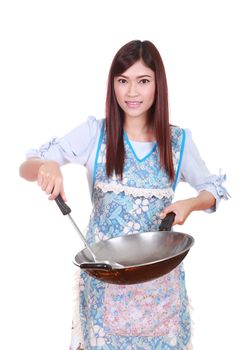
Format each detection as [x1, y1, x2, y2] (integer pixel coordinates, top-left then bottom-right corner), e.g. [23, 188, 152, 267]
[126, 82, 139, 97]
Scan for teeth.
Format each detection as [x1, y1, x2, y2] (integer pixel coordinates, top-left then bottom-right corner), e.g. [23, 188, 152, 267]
[126, 101, 141, 106]
[127, 103, 140, 108]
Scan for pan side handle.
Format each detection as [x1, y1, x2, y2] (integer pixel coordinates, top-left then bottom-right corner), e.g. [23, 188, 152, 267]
[159, 212, 176, 231]
[79, 262, 113, 270]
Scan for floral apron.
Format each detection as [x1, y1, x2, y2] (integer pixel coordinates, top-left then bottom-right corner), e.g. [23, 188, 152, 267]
[70, 125, 192, 350]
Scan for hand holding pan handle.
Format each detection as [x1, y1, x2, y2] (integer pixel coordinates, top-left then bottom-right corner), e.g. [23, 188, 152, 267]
[159, 212, 176, 231]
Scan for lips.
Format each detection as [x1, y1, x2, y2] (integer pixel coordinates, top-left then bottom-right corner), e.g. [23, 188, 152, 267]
[125, 101, 142, 108]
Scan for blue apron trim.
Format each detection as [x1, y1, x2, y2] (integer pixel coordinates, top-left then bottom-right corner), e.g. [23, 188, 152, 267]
[172, 128, 186, 191]
[92, 121, 105, 199]
[123, 130, 157, 163]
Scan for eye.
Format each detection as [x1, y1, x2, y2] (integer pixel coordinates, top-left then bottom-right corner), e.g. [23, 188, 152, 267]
[139, 78, 150, 84]
[118, 78, 127, 84]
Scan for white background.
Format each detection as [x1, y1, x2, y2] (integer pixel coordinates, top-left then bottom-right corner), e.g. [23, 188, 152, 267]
[0, 0, 251, 349]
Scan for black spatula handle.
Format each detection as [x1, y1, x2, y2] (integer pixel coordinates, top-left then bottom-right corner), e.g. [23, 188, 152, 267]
[55, 194, 71, 215]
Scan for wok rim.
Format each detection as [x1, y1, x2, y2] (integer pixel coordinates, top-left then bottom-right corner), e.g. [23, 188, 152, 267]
[73, 230, 195, 269]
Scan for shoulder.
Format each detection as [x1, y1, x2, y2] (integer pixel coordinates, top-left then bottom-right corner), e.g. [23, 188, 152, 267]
[170, 125, 185, 146]
[170, 125, 194, 145]
[64, 116, 104, 143]
[170, 124, 184, 135]
[75, 115, 103, 134]
[55, 116, 104, 159]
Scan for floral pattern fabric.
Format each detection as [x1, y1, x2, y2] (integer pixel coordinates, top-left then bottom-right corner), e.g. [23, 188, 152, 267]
[70, 125, 191, 350]
[103, 268, 181, 337]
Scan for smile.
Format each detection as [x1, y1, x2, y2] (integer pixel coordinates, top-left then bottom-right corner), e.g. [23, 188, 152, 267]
[125, 101, 142, 108]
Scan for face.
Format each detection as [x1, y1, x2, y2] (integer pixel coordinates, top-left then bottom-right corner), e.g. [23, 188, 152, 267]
[113, 60, 156, 121]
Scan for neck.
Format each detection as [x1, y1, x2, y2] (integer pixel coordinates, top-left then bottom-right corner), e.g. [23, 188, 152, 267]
[124, 117, 155, 142]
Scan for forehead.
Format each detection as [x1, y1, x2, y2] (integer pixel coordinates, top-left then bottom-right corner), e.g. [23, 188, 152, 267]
[119, 60, 154, 77]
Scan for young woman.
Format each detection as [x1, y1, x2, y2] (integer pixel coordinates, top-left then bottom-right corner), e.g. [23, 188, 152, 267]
[19, 40, 229, 350]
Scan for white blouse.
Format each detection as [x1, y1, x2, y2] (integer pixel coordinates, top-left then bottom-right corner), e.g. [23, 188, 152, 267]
[26, 116, 229, 211]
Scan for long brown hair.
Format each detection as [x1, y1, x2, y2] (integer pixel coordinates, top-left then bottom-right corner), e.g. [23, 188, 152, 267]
[105, 40, 175, 180]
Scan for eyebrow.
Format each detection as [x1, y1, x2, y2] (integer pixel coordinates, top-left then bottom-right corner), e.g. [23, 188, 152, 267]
[118, 74, 153, 79]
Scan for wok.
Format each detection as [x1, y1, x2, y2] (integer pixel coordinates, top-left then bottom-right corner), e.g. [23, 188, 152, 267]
[55, 195, 194, 285]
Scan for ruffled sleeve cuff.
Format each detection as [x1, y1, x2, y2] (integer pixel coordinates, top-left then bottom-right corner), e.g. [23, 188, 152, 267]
[195, 171, 231, 213]
[26, 137, 75, 165]
[25, 116, 101, 166]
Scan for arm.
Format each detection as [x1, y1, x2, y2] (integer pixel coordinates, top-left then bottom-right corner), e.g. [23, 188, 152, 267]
[160, 129, 229, 225]
[19, 116, 101, 200]
[160, 190, 216, 225]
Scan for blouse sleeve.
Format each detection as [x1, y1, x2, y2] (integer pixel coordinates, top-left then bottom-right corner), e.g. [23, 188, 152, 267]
[26, 116, 101, 166]
[179, 129, 230, 212]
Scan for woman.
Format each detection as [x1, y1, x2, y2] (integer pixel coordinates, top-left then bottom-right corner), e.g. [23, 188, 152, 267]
[19, 40, 229, 349]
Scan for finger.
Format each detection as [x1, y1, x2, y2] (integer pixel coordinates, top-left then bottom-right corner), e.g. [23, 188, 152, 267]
[173, 215, 184, 225]
[38, 175, 48, 191]
[38, 170, 52, 191]
[41, 177, 50, 191]
[48, 181, 61, 200]
[60, 186, 67, 202]
[45, 180, 55, 196]
[159, 205, 176, 219]
[171, 210, 185, 225]
[38, 166, 48, 184]
[37, 172, 43, 187]
[48, 178, 66, 201]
